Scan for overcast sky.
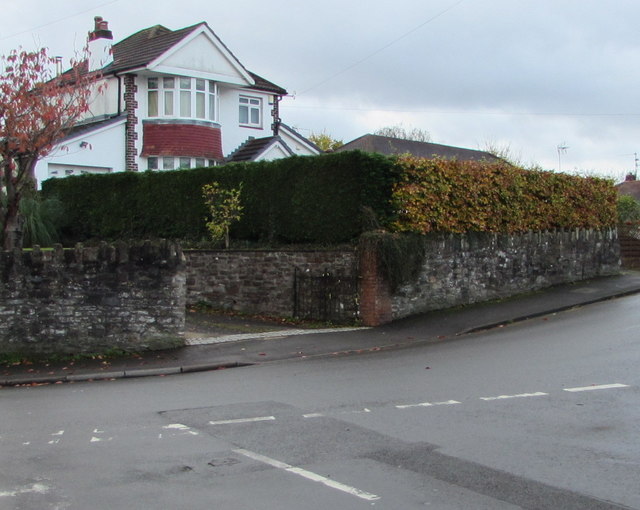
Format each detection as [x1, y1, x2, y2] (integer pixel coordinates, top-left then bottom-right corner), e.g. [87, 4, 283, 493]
[1, 0, 638, 180]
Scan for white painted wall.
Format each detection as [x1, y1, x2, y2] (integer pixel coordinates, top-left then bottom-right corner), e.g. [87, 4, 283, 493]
[256, 143, 289, 161]
[279, 127, 321, 157]
[35, 120, 126, 187]
[218, 86, 274, 155]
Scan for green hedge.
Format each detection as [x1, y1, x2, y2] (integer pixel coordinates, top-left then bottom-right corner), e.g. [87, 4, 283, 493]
[42, 151, 399, 244]
[42, 151, 617, 246]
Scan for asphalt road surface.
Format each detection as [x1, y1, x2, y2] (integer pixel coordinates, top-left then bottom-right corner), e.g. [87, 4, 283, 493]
[2, 294, 639, 509]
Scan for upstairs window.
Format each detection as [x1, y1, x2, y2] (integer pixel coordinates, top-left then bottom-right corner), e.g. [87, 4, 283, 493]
[239, 95, 262, 127]
[147, 76, 218, 121]
[148, 78, 158, 117]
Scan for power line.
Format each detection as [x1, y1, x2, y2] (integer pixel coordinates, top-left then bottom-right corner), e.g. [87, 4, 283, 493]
[0, 0, 122, 42]
[280, 103, 640, 118]
[298, 0, 466, 95]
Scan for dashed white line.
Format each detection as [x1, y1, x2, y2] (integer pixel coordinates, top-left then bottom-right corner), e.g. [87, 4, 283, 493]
[234, 448, 380, 502]
[564, 383, 630, 393]
[396, 400, 461, 409]
[0, 483, 50, 498]
[209, 416, 276, 426]
[163, 423, 200, 435]
[480, 392, 548, 401]
[303, 413, 325, 419]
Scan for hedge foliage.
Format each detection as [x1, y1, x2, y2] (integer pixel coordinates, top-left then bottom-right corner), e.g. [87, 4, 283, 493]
[42, 151, 617, 246]
[391, 156, 617, 234]
[42, 151, 399, 244]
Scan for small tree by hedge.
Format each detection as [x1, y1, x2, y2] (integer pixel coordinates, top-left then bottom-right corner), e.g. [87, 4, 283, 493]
[202, 182, 243, 248]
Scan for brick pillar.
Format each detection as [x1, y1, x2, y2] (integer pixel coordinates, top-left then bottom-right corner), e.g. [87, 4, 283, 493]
[124, 74, 139, 172]
[358, 238, 393, 326]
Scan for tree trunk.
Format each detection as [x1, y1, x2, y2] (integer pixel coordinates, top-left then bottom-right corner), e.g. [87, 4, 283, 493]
[3, 211, 24, 251]
[1, 159, 24, 251]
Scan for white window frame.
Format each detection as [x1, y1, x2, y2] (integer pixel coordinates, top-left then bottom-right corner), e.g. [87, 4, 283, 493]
[239, 95, 262, 128]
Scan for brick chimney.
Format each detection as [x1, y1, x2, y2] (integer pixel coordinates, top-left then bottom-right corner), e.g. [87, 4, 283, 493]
[88, 16, 113, 72]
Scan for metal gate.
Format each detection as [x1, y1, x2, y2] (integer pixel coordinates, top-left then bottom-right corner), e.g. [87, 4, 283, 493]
[293, 268, 359, 323]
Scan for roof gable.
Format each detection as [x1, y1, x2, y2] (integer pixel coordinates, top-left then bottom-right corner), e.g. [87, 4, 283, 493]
[150, 25, 254, 86]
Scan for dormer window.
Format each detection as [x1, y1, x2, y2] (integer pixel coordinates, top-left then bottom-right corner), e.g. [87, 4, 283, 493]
[148, 76, 218, 121]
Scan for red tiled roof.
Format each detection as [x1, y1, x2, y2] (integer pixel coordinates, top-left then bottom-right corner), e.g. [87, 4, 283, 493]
[141, 122, 223, 160]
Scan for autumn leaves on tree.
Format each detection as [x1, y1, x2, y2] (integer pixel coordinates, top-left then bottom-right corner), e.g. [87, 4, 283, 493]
[0, 48, 100, 250]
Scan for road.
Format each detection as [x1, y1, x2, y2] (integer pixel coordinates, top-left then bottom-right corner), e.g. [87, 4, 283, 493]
[1, 294, 639, 509]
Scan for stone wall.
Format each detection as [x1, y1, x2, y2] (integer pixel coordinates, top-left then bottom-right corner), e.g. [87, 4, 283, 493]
[360, 229, 620, 325]
[185, 249, 357, 317]
[0, 241, 185, 356]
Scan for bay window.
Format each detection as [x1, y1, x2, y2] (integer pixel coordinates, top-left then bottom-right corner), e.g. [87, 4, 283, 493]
[147, 76, 218, 121]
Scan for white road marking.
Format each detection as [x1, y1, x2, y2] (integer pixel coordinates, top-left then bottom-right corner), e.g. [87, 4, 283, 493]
[480, 392, 548, 401]
[564, 383, 630, 392]
[234, 448, 380, 502]
[186, 327, 368, 346]
[209, 416, 276, 426]
[48, 430, 65, 444]
[89, 427, 113, 443]
[163, 423, 199, 435]
[0, 483, 50, 497]
[396, 400, 461, 409]
[303, 413, 325, 419]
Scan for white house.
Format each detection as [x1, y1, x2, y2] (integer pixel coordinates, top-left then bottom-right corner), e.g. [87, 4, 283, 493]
[34, 17, 320, 185]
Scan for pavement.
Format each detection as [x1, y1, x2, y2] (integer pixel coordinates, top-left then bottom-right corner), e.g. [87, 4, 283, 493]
[3, 270, 640, 387]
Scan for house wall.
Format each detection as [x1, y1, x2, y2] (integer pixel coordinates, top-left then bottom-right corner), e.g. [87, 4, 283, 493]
[85, 76, 120, 119]
[218, 86, 274, 155]
[359, 229, 621, 326]
[34, 120, 126, 186]
[0, 242, 186, 356]
[279, 128, 319, 157]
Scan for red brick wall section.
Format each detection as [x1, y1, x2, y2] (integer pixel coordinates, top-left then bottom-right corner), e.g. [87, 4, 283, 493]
[142, 123, 223, 159]
[124, 74, 139, 172]
[358, 243, 393, 326]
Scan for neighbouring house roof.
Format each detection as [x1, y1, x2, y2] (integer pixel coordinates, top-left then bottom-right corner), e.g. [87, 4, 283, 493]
[335, 134, 502, 162]
[61, 22, 286, 95]
[616, 175, 640, 200]
[226, 136, 294, 162]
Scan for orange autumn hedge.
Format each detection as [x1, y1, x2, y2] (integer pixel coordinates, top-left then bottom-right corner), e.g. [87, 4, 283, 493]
[390, 156, 617, 234]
